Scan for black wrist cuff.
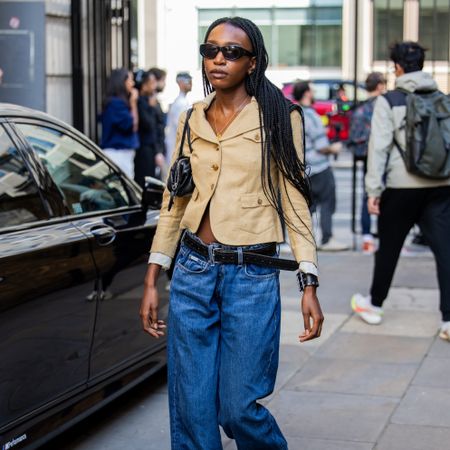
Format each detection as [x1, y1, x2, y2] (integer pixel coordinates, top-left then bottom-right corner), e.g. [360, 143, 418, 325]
[297, 272, 319, 292]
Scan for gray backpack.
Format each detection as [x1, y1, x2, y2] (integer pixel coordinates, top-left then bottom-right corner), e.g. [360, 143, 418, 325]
[384, 88, 450, 180]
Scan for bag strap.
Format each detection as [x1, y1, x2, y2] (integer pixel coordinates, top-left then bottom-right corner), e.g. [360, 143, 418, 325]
[383, 88, 407, 109]
[177, 108, 194, 158]
[383, 89, 408, 159]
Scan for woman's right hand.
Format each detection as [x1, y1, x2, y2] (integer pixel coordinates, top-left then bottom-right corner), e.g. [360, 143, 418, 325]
[140, 264, 166, 338]
[130, 87, 139, 103]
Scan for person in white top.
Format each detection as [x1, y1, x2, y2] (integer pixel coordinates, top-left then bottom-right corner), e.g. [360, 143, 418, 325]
[165, 72, 192, 164]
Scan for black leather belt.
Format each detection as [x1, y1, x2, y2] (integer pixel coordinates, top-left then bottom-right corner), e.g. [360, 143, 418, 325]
[182, 233, 298, 271]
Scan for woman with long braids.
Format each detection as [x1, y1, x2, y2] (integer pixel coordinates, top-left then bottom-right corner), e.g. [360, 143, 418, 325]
[140, 17, 324, 449]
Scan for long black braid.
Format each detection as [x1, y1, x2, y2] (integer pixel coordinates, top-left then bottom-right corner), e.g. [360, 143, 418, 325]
[202, 16, 314, 241]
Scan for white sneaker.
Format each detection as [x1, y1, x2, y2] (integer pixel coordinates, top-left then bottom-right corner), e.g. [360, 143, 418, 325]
[318, 238, 350, 252]
[439, 322, 450, 342]
[351, 293, 383, 325]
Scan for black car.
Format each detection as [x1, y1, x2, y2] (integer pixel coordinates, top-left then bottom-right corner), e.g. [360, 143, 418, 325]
[0, 103, 167, 450]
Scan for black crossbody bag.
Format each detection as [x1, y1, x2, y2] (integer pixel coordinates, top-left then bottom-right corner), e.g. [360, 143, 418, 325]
[167, 108, 194, 211]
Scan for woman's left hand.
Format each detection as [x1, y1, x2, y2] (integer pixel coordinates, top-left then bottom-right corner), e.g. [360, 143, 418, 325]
[299, 286, 324, 342]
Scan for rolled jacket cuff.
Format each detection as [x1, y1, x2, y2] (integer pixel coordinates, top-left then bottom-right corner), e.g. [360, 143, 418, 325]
[299, 261, 318, 277]
[148, 252, 172, 270]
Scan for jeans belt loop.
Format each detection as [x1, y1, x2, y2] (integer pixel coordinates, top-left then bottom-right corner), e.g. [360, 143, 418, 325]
[208, 245, 217, 266]
[237, 247, 243, 266]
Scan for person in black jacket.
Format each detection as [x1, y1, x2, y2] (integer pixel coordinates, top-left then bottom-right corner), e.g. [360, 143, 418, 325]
[134, 70, 165, 188]
[148, 67, 167, 172]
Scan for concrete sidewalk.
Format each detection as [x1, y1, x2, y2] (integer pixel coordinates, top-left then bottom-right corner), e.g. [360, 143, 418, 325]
[235, 251, 447, 450]
[45, 248, 448, 450]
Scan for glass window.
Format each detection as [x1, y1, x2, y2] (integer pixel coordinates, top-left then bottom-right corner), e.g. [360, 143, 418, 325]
[419, 0, 450, 61]
[198, 5, 342, 68]
[17, 124, 131, 215]
[278, 26, 301, 66]
[0, 126, 47, 228]
[235, 9, 272, 23]
[373, 0, 404, 61]
[259, 25, 272, 59]
[198, 9, 232, 25]
[301, 24, 342, 67]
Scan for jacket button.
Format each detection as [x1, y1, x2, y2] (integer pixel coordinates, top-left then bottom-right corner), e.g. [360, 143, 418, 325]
[216, 146, 220, 151]
[212, 164, 219, 171]
[210, 184, 214, 190]
[254, 133, 260, 141]
[257, 198, 263, 205]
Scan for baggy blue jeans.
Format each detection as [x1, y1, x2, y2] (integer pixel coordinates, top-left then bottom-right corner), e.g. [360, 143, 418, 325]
[167, 233, 288, 450]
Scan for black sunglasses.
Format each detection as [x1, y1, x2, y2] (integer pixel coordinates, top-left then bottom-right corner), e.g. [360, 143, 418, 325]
[199, 44, 254, 61]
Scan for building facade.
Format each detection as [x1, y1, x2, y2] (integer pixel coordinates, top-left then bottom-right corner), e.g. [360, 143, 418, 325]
[0, 0, 135, 143]
[1, 1, 448, 140]
[143, 0, 449, 105]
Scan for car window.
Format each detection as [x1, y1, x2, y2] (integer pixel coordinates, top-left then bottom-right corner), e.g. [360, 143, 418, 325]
[343, 84, 368, 102]
[17, 124, 131, 215]
[0, 126, 47, 228]
[311, 83, 331, 101]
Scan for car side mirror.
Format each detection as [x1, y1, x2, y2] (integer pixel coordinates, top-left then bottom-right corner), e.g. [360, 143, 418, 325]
[142, 176, 165, 210]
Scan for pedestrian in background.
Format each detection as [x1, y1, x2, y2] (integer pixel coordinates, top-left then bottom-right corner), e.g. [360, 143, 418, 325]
[149, 67, 167, 178]
[133, 70, 165, 188]
[140, 17, 323, 449]
[165, 72, 192, 164]
[352, 42, 450, 341]
[100, 68, 139, 179]
[349, 72, 386, 254]
[293, 81, 349, 251]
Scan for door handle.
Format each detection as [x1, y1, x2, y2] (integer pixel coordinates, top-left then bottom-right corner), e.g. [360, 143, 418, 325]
[90, 225, 116, 246]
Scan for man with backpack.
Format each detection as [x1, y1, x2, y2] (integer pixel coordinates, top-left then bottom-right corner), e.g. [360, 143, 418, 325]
[349, 72, 386, 254]
[351, 42, 450, 341]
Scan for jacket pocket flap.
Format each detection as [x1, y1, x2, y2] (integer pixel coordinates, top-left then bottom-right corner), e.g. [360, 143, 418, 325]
[241, 193, 271, 208]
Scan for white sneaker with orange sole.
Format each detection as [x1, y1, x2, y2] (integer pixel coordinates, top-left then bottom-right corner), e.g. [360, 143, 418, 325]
[351, 293, 383, 325]
[439, 322, 450, 342]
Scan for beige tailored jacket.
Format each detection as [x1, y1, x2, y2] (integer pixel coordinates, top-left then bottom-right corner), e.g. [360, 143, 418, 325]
[149, 93, 317, 272]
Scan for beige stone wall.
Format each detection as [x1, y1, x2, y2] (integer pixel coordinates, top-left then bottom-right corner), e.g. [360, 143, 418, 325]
[45, 0, 72, 124]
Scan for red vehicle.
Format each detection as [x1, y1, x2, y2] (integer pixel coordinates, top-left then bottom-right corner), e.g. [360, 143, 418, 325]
[282, 80, 367, 143]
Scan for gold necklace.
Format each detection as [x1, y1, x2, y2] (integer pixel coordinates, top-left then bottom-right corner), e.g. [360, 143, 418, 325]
[213, 95, 250, 139]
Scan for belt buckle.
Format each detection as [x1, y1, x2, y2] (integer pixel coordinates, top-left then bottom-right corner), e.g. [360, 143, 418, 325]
[210, 246, 221, 265]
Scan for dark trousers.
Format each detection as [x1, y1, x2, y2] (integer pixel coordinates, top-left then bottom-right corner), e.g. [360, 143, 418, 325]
[134, 144, 158, 189]
[361, 158, 371, 235]
[310, 167, 336, 245]
[370, 187, 450, 321]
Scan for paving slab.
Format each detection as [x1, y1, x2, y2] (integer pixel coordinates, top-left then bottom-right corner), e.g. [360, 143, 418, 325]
[279, 343, 311, 365]
[263, 361, 304, 403]
[280, 311, 348, 353]
[427, 337, 450, 358]
[383, 287, 440, 312]
[42, 373, 171, 450]
[285, 437, 373, 450]
[267, 390, 398, 443]
[315, 332, 432, 364]
[343, 310, 440, 338]
[285, 358, 418, 398]
[391, 385, 450, 428]
[390, 256, 437, 290]
[412, 356, 450, 389]
[375, 424, 450, 450]
[58, 392, 170, 450]
[225, 436, 373, 450]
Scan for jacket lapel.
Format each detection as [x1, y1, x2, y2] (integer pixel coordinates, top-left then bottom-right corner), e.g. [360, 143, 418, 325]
[188, 93, 261, 143]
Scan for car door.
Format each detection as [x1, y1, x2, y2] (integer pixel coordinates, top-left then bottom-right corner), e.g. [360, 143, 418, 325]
[15, 121, 169, 385]
[0, 123, 97, 431]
